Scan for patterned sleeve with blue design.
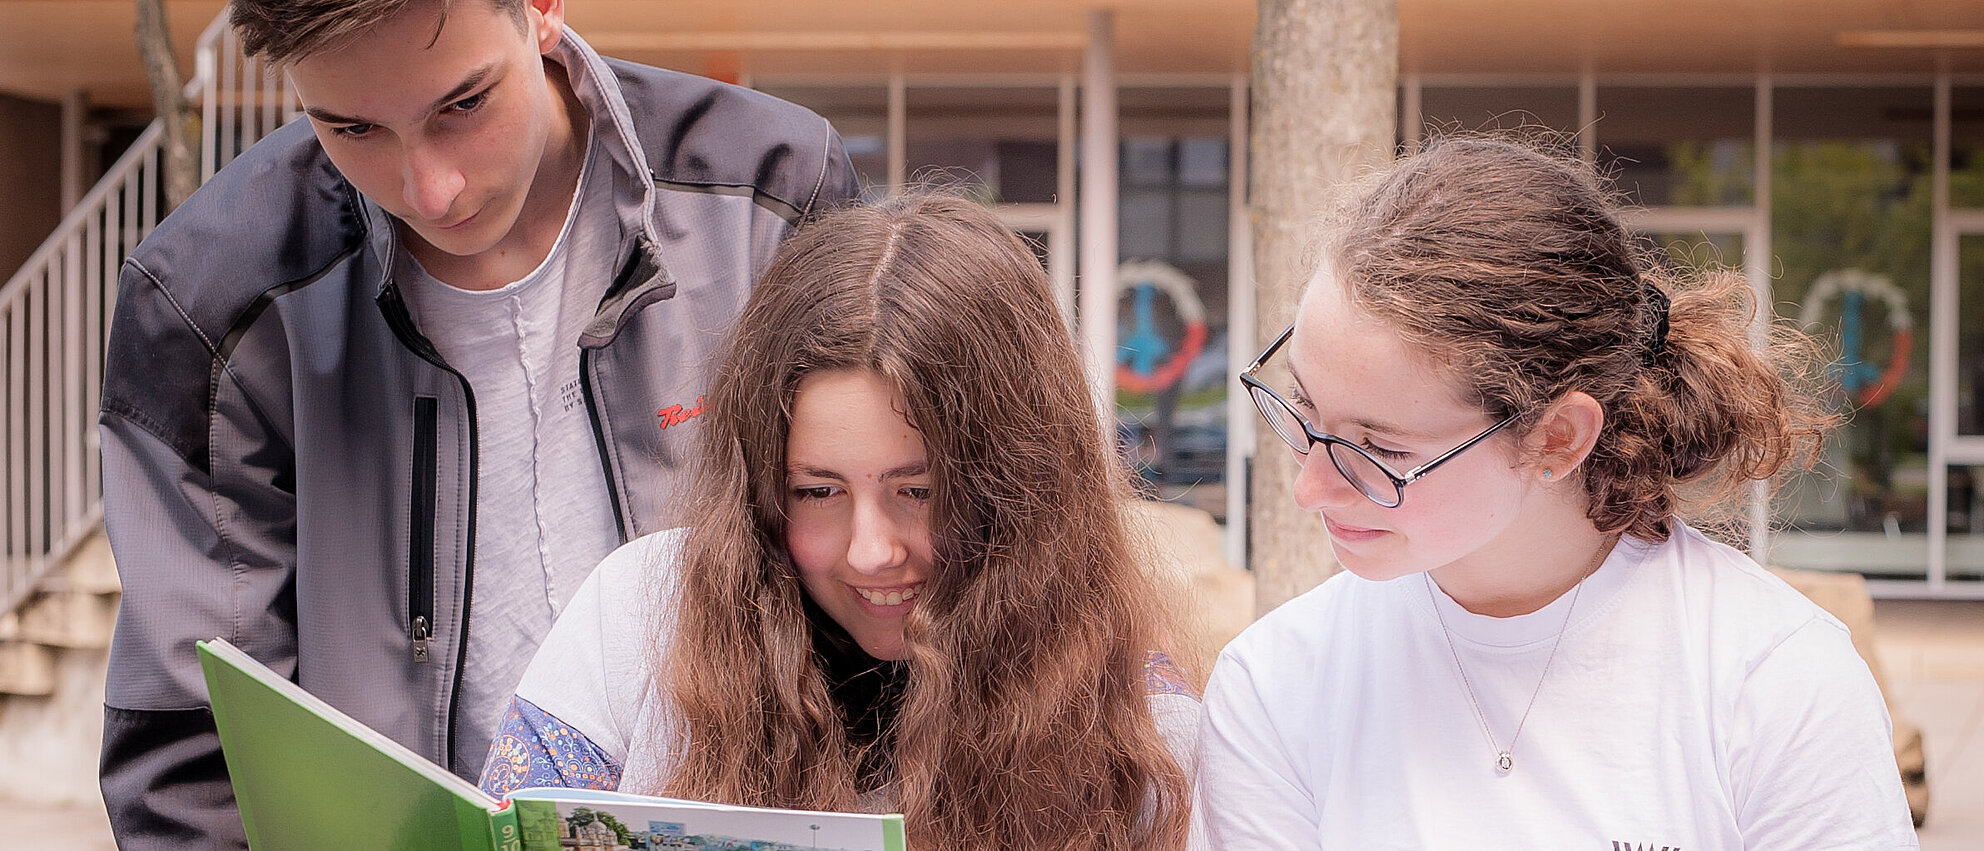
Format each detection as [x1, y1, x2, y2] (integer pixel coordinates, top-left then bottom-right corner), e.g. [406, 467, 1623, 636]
[1144, 650, 1199, 697]
[478, 694, 623, 796]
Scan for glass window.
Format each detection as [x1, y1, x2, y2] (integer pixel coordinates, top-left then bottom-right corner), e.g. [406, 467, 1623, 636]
[1645, 231, 1746, 275]
[1178, 138, 1228, 188]
[753, 84, 890, 201]
[1949, 86, 1984, 209]
[905, 86, 1060, 204]
[1111, 88, 1235, 520]
[1768, 85, 1935, 580]
[1120, 86, 1230, 137]
[1953, 464, 1984, 582]
[1594, 86, 1755, 206]
[1962, 234, 1984, 437]
[1124, 136, 1175, 188]
[1012, 228, 1052, 274]
[1120, 187, 1175, 259]
[1419, 85, 1580, 137]
[1176, 192, 1229, 264]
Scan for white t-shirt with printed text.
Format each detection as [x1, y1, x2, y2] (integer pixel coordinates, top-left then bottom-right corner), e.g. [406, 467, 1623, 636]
[398, 129, 624, 761]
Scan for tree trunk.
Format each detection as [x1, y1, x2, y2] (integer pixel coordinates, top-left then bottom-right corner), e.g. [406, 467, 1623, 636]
[1248, 0, 1397, 615]
[135, 0, 198, 210]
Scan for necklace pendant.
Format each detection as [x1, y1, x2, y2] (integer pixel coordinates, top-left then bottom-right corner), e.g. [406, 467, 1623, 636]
[1496, 752, 1513, 773]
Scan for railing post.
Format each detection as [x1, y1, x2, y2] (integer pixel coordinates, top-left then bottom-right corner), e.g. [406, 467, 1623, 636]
[8, 302, 22, 598]
[26, 263, 46, 575]
[85, 211, 103, 514]
[64, 228, 85, 536]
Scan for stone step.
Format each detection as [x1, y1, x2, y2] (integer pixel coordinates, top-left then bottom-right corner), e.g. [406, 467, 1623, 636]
[15, 590, 117, 650]
[27, 535, 120, 598]
[0, 638, 57, 696]
[42, 534, 120, 597]
[1, 531, 119, 656]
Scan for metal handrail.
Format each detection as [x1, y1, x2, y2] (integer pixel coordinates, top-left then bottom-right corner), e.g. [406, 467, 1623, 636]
[198, 10, 301, 184]
[2, 6, 294, 616]
[1, 124, 161, 616]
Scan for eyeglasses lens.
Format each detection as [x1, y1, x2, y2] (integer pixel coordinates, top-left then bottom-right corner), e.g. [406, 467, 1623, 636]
[1325, 443, 1403, 507]
[1249, 383, 1404, 508]
[1249, 384, 1310, 457]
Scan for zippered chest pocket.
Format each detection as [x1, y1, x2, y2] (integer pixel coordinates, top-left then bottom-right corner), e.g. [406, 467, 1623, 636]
[409, 395, 438, 662]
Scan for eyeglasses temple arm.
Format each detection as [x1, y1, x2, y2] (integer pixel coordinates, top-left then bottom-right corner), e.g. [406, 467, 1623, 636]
[1398, 415, 1519, 484]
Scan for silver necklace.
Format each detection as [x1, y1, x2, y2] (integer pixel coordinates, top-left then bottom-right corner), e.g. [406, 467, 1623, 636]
[1423, 552, 1602, 775]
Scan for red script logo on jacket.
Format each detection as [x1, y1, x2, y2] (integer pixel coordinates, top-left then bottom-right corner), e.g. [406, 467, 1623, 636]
[657, 397, 705, 430]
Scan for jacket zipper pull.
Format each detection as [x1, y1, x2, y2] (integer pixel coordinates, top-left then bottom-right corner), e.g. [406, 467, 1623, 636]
[411, 615, 432, 663]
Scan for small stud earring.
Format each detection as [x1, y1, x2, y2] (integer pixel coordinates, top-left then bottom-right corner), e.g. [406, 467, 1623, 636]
[1542, 469, 1554, 481]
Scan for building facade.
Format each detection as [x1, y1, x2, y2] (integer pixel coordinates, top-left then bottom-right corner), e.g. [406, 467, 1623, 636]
[3, 0, 1983, 595]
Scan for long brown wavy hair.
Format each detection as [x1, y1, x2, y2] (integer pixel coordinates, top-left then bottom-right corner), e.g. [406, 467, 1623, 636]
[1321, 136, 1837, 541]
[648, 193, 1191, 849]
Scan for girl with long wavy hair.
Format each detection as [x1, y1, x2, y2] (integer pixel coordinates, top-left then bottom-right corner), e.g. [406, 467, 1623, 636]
[1199, 137, 1916, 848]
[478, 193, 1198, 850]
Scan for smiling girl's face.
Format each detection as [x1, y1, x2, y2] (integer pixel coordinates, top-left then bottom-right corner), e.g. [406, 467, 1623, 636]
[783, 369, 936, 660]
[1284, 274, 1545, 583]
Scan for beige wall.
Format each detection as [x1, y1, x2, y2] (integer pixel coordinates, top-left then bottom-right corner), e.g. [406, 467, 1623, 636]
[0, 92, 62, 283]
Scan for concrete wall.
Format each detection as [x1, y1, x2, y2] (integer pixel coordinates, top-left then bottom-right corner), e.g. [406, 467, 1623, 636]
[0, 92, 63, 284]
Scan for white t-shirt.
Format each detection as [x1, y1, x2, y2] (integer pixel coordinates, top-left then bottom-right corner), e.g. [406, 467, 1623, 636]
[517, 530, 1207, 846]
[398, 131, 625, 758]
[1197, 523, 1918, 850]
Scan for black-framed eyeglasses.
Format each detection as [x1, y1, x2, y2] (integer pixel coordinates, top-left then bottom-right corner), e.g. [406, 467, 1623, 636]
[1239, 323, 1520, 509]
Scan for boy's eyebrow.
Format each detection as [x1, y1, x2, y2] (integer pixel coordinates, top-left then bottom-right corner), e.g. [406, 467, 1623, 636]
[302, 65, 497, 126]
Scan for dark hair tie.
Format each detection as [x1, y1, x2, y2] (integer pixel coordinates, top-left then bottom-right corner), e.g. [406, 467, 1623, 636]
[1642, 280, 1671, 366]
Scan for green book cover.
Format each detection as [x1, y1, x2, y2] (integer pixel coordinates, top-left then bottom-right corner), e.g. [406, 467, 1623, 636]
[198, 639, 523, 851]
[198, 638, 907, 851]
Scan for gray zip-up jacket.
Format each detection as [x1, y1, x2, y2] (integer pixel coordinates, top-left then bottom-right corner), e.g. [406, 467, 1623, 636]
[97, 30, 857, 849]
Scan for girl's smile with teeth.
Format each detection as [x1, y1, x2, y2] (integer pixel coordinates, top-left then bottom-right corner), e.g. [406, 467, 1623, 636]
[853, 585, 921, 607]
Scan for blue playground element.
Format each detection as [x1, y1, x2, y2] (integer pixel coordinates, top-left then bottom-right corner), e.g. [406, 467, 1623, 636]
[1833, 290, 1880, 397]
[1118, 283, 1169, 377]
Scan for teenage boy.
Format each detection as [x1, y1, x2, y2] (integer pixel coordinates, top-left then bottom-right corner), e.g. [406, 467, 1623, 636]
[97, 1, 857, 846]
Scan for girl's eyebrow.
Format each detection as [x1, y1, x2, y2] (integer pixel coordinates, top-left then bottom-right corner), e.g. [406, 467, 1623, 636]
[880, 461, 929, 480]
[787, 462, 928, 481]
[1290, 368, 1439, 441]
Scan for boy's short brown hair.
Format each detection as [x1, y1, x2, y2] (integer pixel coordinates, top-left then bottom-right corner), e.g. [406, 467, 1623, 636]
[230, 0, 529, 66]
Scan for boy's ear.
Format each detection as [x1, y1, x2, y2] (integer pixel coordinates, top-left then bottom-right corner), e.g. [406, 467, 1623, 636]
[1523, 391, 1604, 480]
[529, 0, 565, 54]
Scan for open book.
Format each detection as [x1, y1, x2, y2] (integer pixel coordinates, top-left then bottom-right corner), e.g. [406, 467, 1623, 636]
[197, 638, 908, 851]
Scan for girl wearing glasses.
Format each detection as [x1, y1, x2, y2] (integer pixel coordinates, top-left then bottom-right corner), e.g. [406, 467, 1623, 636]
[477, 194, 1200, 850]
[1200, 138, 1916, 848]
